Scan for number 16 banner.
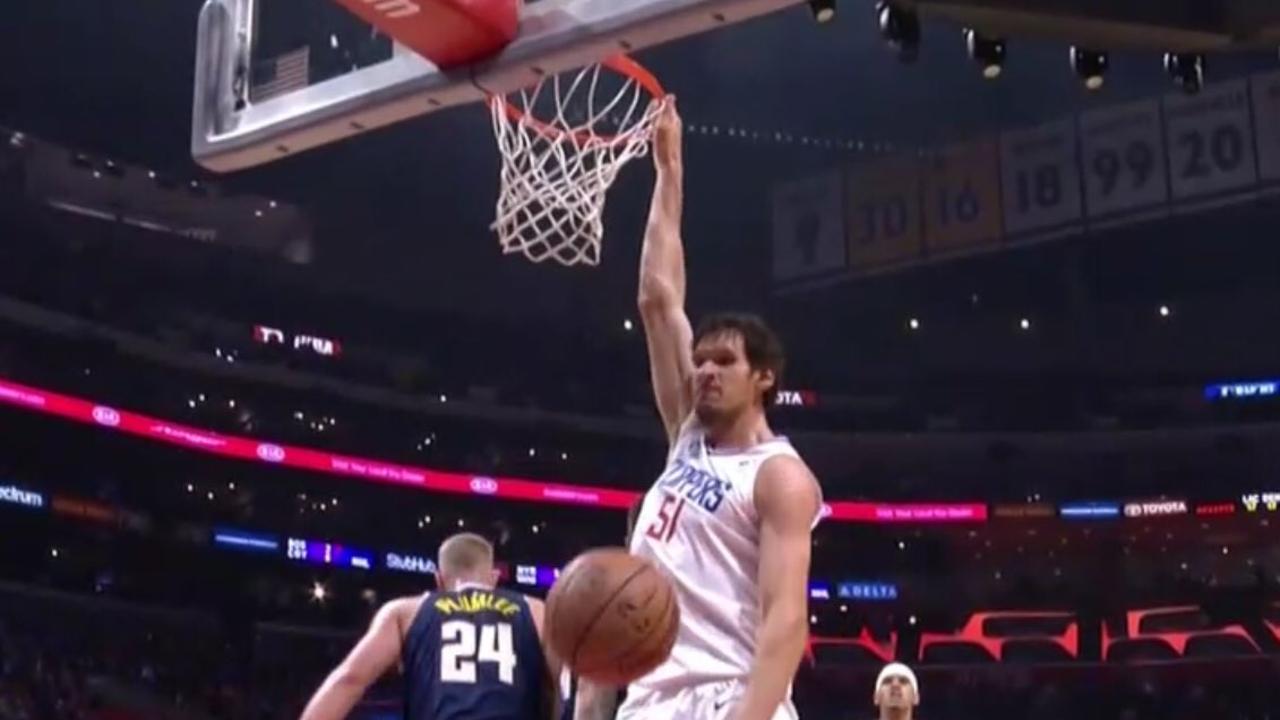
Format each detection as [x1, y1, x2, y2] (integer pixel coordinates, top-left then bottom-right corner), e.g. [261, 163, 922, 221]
[1079, 99, 1169, 219]
[920, 138, 1003, 258]
[999, 117, 1084, 236]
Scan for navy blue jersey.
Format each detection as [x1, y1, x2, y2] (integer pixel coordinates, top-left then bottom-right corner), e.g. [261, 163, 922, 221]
[402, 586, 548, 720]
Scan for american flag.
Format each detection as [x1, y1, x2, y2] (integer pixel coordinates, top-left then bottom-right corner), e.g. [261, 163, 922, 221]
[250, 47, 310, 103]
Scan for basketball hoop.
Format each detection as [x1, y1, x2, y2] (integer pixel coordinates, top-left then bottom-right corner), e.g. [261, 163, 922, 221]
[488, 55, 666, 266]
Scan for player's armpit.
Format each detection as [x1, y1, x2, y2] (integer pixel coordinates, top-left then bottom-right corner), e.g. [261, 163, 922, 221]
[300, 598, 414, 720]
[733, 456, 821, 720]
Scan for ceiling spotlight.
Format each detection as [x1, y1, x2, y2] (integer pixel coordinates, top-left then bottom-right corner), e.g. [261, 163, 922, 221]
[1164, 52, 1204, 94]
[876, 0, 920, 63]
[1158, 304, 1171, 318]
[907, 317, 920, 331]
[808, 0, 836, 23]
[1070, 47, 1108, 90]
[964, 29, 1006, 79]
[1019, 318, 1031, 331]
[311, 582, 328, 601]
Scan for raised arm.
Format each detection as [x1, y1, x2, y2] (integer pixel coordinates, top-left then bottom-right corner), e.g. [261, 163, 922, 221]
[637, 97, 695, 445]
[300, 598, 414, 720]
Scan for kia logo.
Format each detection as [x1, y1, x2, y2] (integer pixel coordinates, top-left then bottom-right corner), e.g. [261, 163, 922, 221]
[92, 406, 121, 427]
[470, 477, 499, 494]
[256, 443, 286, 463]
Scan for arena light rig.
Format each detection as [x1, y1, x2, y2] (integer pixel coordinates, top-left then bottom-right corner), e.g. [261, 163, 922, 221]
[807, 0, 835, 23]
[1070, 47, 1108, 90]
[1164, 52, 1204, 94]
[964, 28, 1006, 79]
[876, 0, 920, 63]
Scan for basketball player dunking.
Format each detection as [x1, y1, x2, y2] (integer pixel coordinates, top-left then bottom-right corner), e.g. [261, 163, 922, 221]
[577, 97, 824, 720]
[301, 533, 560, 720]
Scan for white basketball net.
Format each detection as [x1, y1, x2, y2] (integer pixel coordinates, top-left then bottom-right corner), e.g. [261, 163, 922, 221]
[489, 61, 662, 266]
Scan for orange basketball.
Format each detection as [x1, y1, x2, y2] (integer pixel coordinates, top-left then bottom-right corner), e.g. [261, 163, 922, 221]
[545, 547, 679, 686]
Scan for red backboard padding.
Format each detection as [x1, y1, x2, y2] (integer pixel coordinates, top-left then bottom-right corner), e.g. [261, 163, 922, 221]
[330, 0, 518, 68]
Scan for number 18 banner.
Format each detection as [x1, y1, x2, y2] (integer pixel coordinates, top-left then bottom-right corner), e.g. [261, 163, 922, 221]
[999, 117, 1084, 236]
[1080, 99, 1169, 219]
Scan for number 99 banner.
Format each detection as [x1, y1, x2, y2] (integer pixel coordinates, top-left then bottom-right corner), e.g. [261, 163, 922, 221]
[1079, 99, 1169, 218]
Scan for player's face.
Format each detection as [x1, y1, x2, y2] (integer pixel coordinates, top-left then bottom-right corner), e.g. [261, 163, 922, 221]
[691, 331, 772, 424]
[875, 674, 917, 710]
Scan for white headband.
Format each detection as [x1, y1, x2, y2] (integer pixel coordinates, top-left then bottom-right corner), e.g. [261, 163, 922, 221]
[875, 662, 919, 700]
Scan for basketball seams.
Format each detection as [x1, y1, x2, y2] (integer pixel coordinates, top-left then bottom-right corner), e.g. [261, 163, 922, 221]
[589, 570, 677, 677]
[567, 562, 654, 667]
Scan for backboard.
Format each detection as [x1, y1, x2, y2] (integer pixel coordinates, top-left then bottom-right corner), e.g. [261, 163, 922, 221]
[192, 0, 803, 172]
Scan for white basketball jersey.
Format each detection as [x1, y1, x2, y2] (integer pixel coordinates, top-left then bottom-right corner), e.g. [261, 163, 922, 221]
[623, 418, 819, 698]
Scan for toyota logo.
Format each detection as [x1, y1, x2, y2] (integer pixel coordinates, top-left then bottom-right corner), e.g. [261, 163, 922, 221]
[256, 443, 286, 463]
[470, 477, 499, 494]
[91, 406, 121, 427]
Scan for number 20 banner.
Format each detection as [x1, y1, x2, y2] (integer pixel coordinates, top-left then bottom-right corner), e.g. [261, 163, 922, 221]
[1164, 78, 1257, 200]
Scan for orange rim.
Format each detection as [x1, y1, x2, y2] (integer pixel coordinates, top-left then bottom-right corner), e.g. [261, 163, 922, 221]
[490, 54, 667, 146]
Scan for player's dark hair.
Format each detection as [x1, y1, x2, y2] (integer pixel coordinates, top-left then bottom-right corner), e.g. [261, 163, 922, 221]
[693, 313, 786, 409]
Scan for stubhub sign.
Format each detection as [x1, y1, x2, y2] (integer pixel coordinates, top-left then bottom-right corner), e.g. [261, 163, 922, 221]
[386, 552, 437, 575]
[0, 484, 45, 509]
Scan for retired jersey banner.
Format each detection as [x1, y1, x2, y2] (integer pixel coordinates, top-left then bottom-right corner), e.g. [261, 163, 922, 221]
[999, 117, 1084, 237]
[1249, 69, 1280, 182]
[1079, 99, 1169, 219]
[772, 172, 846, 282]
[920, 138, 1004, 257]
[1163, 78, 1257, 200]
[845, 155, 924, 272]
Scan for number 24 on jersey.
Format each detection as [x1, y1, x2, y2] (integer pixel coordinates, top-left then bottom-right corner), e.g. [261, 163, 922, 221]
[440, 621, 518, 685]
